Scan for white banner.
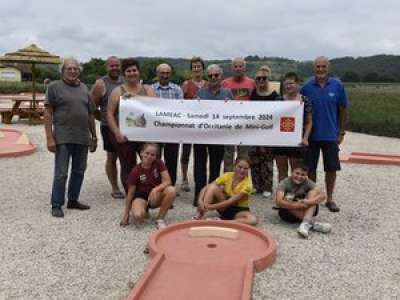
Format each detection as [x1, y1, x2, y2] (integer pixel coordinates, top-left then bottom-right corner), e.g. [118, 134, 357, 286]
[119, 96, 304, 146]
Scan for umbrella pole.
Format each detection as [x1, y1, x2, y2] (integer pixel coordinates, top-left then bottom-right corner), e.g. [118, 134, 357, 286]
[32, 63, 36, 110]
[30, 63, 36, 124]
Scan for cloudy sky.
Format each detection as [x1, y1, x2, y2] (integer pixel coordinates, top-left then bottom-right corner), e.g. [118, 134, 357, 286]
[1, 0, 399, 62]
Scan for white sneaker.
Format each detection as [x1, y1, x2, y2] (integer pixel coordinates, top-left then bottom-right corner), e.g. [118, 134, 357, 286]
[297, 221, 312, 238]
[205, 216, 221, 221]
[263, 191, 272, 199]
[155, 219, 167, 230]
[312, 221, 332, 234]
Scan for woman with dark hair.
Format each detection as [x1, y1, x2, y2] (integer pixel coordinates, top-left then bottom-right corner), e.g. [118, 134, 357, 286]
[179, 57, 208, 192]
[107, 58, 156, 192]
[275, 72, 312, 181]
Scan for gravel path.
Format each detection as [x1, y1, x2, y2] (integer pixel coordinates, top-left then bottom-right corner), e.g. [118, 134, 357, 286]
[1, 123, 399, 300]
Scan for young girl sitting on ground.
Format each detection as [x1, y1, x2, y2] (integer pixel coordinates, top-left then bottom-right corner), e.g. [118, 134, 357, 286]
[120, 143, 176, 229]
[196, 157, 257, 226]
[275, 164, 331, 238]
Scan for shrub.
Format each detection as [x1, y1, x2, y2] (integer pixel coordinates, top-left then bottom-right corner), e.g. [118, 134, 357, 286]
[0, 82, 46, 94]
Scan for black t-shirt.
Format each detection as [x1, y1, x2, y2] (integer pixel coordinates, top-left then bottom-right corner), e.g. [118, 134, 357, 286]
[250, 90, 281, 101]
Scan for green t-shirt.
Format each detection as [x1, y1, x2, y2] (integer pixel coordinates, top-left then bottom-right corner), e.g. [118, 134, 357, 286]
[277, 177, 316, 200]
[46, 80, 94, 145]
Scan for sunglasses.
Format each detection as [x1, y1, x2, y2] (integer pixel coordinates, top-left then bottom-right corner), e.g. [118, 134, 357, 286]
[255, 76, 268, 81]
[208, 73, 220, 78]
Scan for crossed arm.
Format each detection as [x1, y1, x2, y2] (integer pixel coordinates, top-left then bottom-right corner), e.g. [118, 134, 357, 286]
[275, 187, 326, 210]
[198, 182, 246, 213]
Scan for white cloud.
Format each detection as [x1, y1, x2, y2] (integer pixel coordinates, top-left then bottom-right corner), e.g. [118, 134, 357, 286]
[0, 0, 399, 61]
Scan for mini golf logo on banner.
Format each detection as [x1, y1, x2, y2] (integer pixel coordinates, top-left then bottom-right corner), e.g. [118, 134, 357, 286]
[280, 117, 295, 132]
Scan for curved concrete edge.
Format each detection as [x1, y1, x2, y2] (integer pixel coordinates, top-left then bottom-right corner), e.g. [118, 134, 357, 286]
[340, 152, 400, 166]
[127, 253, 165, 300]
[0, 128, 37, 158]
[241, 262, 255, 300]
[147, 220, 278, 273]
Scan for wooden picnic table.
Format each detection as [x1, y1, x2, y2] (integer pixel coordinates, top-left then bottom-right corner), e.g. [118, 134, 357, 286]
[0, 94, 45, 124]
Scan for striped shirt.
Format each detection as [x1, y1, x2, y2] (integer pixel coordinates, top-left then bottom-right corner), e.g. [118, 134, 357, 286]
[152, 82, 184, 99]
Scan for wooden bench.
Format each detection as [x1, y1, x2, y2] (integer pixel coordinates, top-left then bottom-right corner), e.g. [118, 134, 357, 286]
[0, 97, 45, 124]
[0, 95, 44, 124]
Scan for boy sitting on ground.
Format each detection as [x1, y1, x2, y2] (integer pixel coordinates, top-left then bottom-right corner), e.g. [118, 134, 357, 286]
[275, 164, 331, 238]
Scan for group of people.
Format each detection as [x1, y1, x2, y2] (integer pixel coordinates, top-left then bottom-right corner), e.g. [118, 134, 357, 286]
[44, 54, 348, 238]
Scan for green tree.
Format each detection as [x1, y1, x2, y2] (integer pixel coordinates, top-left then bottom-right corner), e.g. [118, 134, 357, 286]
[140, 58, 167, 84]
[363, 72, 380, 82]
[342, 71, 360, 82]
[35, 65, 60, 82]
[81, 58, 106, 84]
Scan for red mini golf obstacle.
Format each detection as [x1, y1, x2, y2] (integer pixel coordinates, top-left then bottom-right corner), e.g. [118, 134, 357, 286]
[128, 220, 277, 300]
[340, 152, 400, 166]
[0, 128, 36, 158]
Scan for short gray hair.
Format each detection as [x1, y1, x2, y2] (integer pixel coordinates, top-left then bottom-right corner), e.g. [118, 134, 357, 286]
[156, 63, 171, 73]
[207, 64, 223, 74]
[313, 56, 330, 66]
[60, 57, 82, 73]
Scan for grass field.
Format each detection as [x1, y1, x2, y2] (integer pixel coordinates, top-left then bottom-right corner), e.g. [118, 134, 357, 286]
[346, 83, 400, 138]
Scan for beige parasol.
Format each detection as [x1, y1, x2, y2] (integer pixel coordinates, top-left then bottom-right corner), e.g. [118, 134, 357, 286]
[0, 44, 61, 112]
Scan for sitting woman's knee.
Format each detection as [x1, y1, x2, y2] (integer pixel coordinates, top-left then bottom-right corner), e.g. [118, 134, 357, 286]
[132, 208, 145, 221]
[164, 185, 176, 197]
[247, 214, 258, 226]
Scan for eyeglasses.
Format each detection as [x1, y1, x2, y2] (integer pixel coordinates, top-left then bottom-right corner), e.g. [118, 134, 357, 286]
[65, 67, 80, 72]
[255, 76, 268, 81]
[207, 73, 220, 78]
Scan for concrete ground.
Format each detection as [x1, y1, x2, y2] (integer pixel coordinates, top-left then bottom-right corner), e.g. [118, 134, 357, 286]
[1, 122, 399, 299]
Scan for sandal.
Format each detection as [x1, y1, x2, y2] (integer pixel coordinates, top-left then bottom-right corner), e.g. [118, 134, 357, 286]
[326, 201, 340, 212]
[111, 191, 125, 199]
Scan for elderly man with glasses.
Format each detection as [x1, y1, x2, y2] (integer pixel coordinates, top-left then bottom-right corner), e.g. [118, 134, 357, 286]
[192, 64, 233, 206]
[44, 57, 97, 218]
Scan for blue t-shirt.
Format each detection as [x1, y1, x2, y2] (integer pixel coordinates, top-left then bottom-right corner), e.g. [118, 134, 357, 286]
[196, 87, 233, 101]
[300, 78, 348, 141]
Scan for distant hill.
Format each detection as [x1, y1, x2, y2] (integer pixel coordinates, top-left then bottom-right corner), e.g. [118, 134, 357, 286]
[41, 54, 398, 84]
[134, 54, 400, 83]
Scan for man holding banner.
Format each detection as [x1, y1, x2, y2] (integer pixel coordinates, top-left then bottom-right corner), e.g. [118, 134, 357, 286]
[152, 63, 184, 187]
[193, 64, 233, 206]
[222, 58, 256, 172]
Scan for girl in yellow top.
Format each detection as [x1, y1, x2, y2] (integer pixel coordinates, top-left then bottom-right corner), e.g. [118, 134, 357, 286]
[196, 157, 257, 225]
